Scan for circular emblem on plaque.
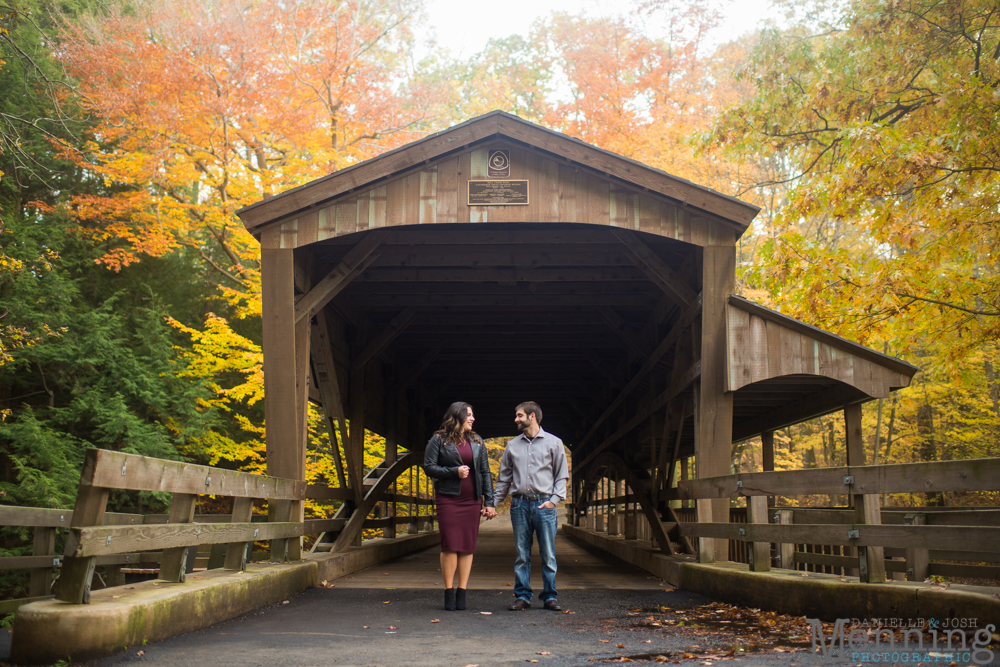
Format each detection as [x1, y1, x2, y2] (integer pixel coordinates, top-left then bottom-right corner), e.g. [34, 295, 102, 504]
[487, 149, 511, 178]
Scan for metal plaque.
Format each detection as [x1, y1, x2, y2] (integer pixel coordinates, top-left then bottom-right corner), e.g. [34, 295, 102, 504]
[487, 149, 510, 178]
[468, 180, 529, 206]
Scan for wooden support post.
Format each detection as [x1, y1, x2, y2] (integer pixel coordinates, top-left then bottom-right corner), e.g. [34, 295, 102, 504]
[624, 485, 637, 539]
[269, 499, 294, 562]
[348, 365, 367, 546]
[408, 466, 418, 534]
[224, 497, 255, 570]
[160, 493, 198, 582]
[680, 457, 690, 509]
[207, 543, 227, 570]
[776, 509, 794, 569]
[384, 401, 398, 539]
[761, 430, 776, 508]
[55, 484, 109, 603]
[29, 526, 56, 598]
[904, 513, 929, 582]
[697, 245, 734, 562]
[696, 498, 714, 563]
[846, 403, 886, 582]
[747, 495, 771, 572]
[261, 233, 301, 561]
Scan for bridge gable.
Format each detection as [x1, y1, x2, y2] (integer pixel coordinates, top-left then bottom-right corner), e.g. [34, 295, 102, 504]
[239, 111, 758, 248]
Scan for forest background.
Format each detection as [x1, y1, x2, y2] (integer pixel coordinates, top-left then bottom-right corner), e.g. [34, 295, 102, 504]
[0, 0, 997, 596]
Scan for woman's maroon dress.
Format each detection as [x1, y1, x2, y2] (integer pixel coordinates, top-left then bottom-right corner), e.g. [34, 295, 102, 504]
[435, 439, 482, 553]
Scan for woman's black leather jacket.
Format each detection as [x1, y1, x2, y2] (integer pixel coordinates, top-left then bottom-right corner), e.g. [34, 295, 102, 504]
[423, 433, 495, 506]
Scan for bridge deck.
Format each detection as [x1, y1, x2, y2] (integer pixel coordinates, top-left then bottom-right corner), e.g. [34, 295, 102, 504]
[82, 521, 748, 667]
[336, 515, 668, 591]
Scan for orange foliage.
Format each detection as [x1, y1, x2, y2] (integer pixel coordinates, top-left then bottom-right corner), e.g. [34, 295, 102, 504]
[57, 0, 434, 315]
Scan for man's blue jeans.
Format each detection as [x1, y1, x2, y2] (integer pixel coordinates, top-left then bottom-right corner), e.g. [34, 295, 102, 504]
[510, 496, 558, 602]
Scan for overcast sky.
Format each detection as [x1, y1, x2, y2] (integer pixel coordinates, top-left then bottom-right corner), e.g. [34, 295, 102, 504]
[419, 0, 779, 59]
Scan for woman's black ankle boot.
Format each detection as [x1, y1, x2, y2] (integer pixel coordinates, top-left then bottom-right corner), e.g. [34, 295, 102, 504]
[444, 588, 456, 611]
[455, 588, 467, 610]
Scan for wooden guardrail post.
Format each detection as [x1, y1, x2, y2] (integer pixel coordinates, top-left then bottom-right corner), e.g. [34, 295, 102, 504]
[624, 487, 637, 539]
[54, 480, 108, 604]
[746, 495, 770, 572]
[160, 493, 198, 582]
[695, 498, 714, 563]
[904, 513, 929, 581]
[224, 497, 255, 570]
[774, 510, 794, 569]
[29, 526, 57, 598]
[845, 403, 886, 582]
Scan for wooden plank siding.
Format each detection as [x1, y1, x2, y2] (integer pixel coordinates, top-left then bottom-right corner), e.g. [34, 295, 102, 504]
[271, 142, 737, 250]
[727, 302, 914, 398]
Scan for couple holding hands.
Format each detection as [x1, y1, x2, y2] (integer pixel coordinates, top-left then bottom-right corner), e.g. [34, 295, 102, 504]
[423, 401, 569, 612]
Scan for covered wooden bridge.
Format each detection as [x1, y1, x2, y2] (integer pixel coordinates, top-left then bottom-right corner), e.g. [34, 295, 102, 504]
[236, 110, 918, 563]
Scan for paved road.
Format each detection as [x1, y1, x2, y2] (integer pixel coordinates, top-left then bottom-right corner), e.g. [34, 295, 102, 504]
[73, 517, 824, 667]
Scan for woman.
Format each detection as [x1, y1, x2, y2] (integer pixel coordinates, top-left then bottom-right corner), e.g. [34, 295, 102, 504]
[423, 401, 496, 611]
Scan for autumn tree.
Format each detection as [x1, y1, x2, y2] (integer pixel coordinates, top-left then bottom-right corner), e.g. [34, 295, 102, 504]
[55, 0, 441, 472]
[712, 0, 1000, 469]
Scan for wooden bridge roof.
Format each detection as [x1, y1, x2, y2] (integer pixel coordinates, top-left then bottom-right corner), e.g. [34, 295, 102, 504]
[237, 110, 760, 244]
[237, 112, 916, 467]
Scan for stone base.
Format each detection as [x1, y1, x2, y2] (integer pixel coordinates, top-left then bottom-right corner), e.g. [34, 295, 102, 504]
[11, 532, 439, 664]
[562, 524, 1000, 627]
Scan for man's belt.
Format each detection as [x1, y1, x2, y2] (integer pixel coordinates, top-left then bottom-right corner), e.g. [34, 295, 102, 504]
[513, 493, 547, 501]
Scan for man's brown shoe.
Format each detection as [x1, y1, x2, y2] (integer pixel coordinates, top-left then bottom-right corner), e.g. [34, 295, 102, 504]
[543, 599, 561, 611]
[509, 598, 531, 611]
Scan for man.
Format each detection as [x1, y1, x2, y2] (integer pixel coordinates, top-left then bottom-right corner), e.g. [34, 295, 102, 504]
[489, 401, 569, 611]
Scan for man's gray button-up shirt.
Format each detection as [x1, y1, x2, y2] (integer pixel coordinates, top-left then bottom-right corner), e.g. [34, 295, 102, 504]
[493, 427, 569, 506]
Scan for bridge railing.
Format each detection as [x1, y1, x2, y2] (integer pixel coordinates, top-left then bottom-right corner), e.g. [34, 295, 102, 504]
[0, 506, 158, 613]
[3, 449, 440, 606]
[665, 457, 1000, 582]
[572, 457, 1000, 583]
[53, 448, 306, 603]
[305, 453, 437, 551]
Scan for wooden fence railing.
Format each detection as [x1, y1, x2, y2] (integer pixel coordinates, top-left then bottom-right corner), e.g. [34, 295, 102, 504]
[53, 449, 306, 603]
[1, 448, 440, 607]
[574, 457, 1000, 583]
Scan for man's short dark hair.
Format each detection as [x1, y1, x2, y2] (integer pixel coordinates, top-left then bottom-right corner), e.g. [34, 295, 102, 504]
[516, 401, 542, 424]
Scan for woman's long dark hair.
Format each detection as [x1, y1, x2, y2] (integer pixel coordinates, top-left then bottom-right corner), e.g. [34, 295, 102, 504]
[436, 401, 478, 446]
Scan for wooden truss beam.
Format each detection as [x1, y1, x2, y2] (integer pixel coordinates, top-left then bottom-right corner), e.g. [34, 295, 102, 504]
[599, 306, 651, 359]
[574, 295, 703, 457]
[611, 229, 697, 308]
[294, 229, 387, 324]
[351, 307, 418, 372]
[312, 310, 361, 506]
[576, 359, 701, 471]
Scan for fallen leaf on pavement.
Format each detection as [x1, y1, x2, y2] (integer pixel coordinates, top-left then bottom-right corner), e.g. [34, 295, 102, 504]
[481, 611, 492, 615]
[537, 652, 551, 655]
[600, 640, 610, 643]
[655, 657, 668, 663]
[617, 644, 625, 648]
[363, 626, 370, 629]
[563, 610, 576, 614]
[112, 595, 121, 599]
[282, 600, 289, 604]
[388, 625, 397, 630]
[137, 651, 145, 656]
[430, 619, 440, 623]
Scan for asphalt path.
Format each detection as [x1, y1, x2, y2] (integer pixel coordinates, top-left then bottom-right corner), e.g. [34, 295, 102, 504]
[70, 516, 833, 667]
